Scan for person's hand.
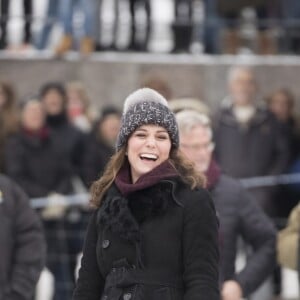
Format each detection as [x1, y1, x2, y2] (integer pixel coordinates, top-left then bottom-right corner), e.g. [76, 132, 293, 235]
[221, 280, 243, 300]
[41, 193, 66, 220]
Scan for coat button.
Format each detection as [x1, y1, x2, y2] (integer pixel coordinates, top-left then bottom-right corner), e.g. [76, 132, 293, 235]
[102, 239, 110, 249]
[123, 293, 132, 300]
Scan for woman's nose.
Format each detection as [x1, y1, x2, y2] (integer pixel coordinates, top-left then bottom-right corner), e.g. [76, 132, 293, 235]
[145, 136, 156, 147]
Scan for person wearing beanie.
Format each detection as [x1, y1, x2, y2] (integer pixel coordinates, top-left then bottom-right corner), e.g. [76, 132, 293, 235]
[176, 110, 277, 300]
[73, 88, 220, 300]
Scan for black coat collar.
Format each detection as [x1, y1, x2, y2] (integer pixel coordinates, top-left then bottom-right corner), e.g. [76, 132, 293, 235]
[97, 179, 184, 243]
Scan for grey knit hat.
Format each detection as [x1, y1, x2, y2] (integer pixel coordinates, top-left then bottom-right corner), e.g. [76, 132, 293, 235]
[116, 88, 179, 151]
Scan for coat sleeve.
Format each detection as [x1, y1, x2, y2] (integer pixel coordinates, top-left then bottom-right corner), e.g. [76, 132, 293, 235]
[235, 186, 277, 296]
[73, 210, 105, 300]
[7, 181, 46, 300]
[182, 188, 220, 300]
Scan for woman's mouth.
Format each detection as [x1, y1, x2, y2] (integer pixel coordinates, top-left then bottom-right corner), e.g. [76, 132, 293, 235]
[139, 153, 158, 162]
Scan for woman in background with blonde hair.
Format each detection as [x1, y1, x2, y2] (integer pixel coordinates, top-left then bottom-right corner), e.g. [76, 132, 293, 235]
[66, 81, 97, 133]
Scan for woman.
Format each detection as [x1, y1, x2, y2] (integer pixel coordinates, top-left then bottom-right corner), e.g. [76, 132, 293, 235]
[66, 81, 96, 133]
[81, 105, 121, 188]
[0, 80, 19, 172]
[5, 97, 76, 300]
[73, 88, 219, 300]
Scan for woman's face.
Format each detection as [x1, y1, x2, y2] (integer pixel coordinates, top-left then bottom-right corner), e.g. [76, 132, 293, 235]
[269, 92, 291, 122]
[67, 89, 84, 118]
[99, 114, 121, 146]
[127, 124, 171, 183]
[21, 101, 45, 131]
[42, 89, 65, 115]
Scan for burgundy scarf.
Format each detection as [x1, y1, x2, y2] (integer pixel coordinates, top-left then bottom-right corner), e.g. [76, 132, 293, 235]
[205, 158, 221, 190]
[22, 126, 49, 140]
[115, 160, 179, 197]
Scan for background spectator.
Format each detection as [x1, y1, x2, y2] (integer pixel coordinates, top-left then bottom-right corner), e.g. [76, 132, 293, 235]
[172, 0, 193, 52]
[4, 98, 74, 197]
[55, 0, 98, 55]
[39, 82, 86, 181]
[81, 105, 121, 187]
[266, 88, 300, 164]
[0, 173, 46, 300]
[66, 81, 97, 133]
[0, 0, 33, 51]
[35, 0, 60, 50]
[177, 109, 277, 300]
[213, 65, 290, 216]
[0, 80, 19, 172]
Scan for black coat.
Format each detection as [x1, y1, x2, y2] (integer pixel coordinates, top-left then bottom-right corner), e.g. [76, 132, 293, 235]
[81, 133, 114, 188]
[46, 114, 86, 178]
[214, 106, 290, 178]
[211, 174, 276, 296]
[214, 106, 290, 214]
[4, 131, 74, 198]
[73, 178, 220, 300]
[0, 174, 46, 300]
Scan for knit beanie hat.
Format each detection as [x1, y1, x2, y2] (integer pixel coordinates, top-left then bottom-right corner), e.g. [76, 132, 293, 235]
[116, 88, 179, 151]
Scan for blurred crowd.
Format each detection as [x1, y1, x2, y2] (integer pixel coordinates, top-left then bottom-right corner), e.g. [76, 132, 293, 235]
[0, 65, 300, 300]
[1, 0, 300, 55]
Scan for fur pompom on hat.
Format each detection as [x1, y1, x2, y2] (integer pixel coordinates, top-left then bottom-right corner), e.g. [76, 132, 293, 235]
[116, 88, 179, 151]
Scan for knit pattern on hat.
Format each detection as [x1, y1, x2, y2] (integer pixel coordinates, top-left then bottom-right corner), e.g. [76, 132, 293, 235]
[116, 88, 179, 151]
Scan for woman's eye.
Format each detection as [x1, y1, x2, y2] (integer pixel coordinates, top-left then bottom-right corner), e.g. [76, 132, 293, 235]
[157, 135, 168, 140]
[136, 133, 146, 138]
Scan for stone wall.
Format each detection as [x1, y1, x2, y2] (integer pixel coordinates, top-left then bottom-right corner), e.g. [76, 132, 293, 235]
[1, 53, 300, 114]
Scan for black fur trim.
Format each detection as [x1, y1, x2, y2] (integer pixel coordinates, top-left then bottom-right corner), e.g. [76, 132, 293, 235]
[98, 195, 141, 243]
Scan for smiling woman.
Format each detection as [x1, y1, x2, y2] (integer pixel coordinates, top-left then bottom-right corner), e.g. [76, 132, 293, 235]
[73, 88, 220, 300]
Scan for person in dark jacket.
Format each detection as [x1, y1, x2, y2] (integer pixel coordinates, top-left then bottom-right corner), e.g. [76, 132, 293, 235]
[213, 65, 290, 216]
[266, 88, 300, 218]
[0, 174, 46, 300]
[4, 98, 75, 300]
[73, 88, 220, 300]
[39, 82, 86, 180]
[176, 110, 277, 300]
[4, 98, 74, 197]
[82, 106, 121, 188]
[0, 80, 19, 172]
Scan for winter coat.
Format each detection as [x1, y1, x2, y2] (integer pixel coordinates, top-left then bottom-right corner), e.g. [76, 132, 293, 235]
[81, 133, 114, 188]
[4, 130, 74, 198]
[213, 106, 290, 215]
[214, 106, 290, 179]
[0, 174, 46, 300]
[211, 174, 276, 296]
[46, 114, 86, 178]
[73, 178, 220, 300]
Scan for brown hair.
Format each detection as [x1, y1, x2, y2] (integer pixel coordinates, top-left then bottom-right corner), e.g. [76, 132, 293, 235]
[0, 81, 19, 136]
[266, 88, 295, 110]
[141, 75, 172, 101]
[90, 147, 205, 207]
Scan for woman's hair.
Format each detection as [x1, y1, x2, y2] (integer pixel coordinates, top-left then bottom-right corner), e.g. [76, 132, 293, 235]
[266, 88, 295, 110]
[0, 80, 16, 110]
[39, 82, 67, 99]
[66, 81, 90, 112]
[90, 147, 205, 207]
[0, 81, 19, 136]
[176, 110, 213, 139]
